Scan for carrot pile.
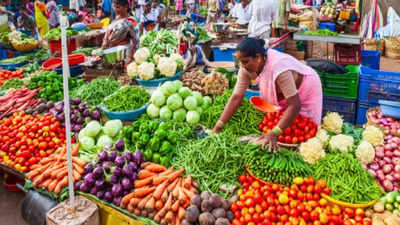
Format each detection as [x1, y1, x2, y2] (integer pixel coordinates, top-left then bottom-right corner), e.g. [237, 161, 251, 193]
[26, 144, 87, 194]
[120, 162, 198, 225]
[0, 87, 41, 119]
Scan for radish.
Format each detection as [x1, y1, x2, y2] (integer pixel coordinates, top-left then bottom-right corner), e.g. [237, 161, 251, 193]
[383, 180, 394, 192]
[383, 164, 393, 174]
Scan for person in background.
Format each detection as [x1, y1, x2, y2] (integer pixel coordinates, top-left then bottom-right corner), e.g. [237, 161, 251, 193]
[248, 0, 277, 42]
[186, 0, 196, 17]
[154, 0, 167, 28]
[273, 0, 290, 37]
[102, 0, 113, 17]
[230, 0, 251, 27]
[207, 0, 219, 23]
[46, 0, 59, 28]
[139, 1, 158, 34]
[138, 0, 146, 17]
[212, 38, 322, 151]
[34, 1, 49, 39]
[17, 6, 36, 36]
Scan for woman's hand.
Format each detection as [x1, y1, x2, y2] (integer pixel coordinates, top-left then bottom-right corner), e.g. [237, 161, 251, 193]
[252, 132, 278, 152]
[212, 125, 222, 134]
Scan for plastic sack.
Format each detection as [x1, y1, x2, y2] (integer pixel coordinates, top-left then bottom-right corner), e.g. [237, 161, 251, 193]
[306, 59, 348, 74]
[0, 14, 8, 33]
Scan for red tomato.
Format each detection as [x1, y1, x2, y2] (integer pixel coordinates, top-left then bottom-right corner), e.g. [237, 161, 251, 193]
[323, 188, 331, 195]
[301, 211, 310, 221]
[239, 175, 247, 184]
[310, 211, 319, 221]
[284, 136, 291, 144]
[292, 137, 299, 144]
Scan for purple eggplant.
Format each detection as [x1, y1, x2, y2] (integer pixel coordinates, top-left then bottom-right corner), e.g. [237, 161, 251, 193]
[76, 117, 83, 125]
[103, 161, 113, 172]
[115, 139, 125, 151]
[56, 112, 65, 122]
[91, 108, 101, 120]
[96, 190, 105, 199]
[95, 179, 105, 189]
[123, 152, 132, 162]
[121, 178, 132, 191]
[73, 109, 80, 116]
[79, 182, 90, 192]
[123, 190, 129, 196]
[128, 162, 137, 171]
[103, 144, 113, 152]
[78, 102, 85, 111]
[108, 151, 118, 162]
[104, 191, 113, 202]
[110, 175, 118, 184]
[90, 186, 98, 195]
[133, 151, 144, 165]
[60, 121, 66, 127]
[54, 101, 64, 112]
[74, 124, 82, 132]
[84, 173, 96, 187]
[84, 163, 94, 174]
[93, 167, 104, 179]
[113, 196, 122, 206]
[49, 108, 58, 116]
[83, 108, 90, 117]
[98, 152, 108, 162]
[131, 172, 138, 181]
[122, 165, 133, 177]
[72, 98, 81, 105]
[111, 184, 123, 197]
[113, 167, 122, 177]
[74, 181, 83, 190]
[115, 156, 125, 168]
[84, 101, 90, 108]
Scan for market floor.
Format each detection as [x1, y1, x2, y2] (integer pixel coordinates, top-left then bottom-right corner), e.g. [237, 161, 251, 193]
[0, 181, 29, 225]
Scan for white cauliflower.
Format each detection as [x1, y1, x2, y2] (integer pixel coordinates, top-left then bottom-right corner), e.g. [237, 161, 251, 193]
[329, 134, 354, 153]
[356, 140, 375, 165]
[138, 62, 155, 80]
[134, 47, 151, 64]
[158, 57, 178, 77]
[127, 62, 139, 79]
[322, 112, 343, 134]
[299, 137, 326, 164]
[153, 54, 161, 64]
[316, 128, 330, 147]
[362, 125, 384, 147]
[170, 53, 183, 61]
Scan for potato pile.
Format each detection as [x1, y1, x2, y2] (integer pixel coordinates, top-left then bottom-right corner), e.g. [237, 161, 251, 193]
[183, 191, 234, 225]
[180, 70, 207, 95]
[201, 71, 228, 95]
[365, 202, 400, 225]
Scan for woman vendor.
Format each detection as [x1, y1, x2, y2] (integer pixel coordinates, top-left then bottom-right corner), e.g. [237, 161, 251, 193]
[139, 1, 159, 35]
[102, 0, 138, 65]
[212, 38, 322, 151]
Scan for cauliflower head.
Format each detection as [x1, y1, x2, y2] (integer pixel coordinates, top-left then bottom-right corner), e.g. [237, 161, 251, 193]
[127, 62, 139, 79]
[158, 57, 178, 77]
[355, 140, 375, 165]
[329, 134, 354, 153]
[138, 62, 155, 80]
[316, 128, 330, 147]
[362, 125, 384, 147]
[322, 112, 343, 134]
[134, 47, 151, 64]
[299, 138, 326, 164]
[170, 53, 183, 61]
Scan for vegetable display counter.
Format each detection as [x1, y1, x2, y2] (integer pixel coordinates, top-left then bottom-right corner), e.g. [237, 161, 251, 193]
[293, 32, 361, 45]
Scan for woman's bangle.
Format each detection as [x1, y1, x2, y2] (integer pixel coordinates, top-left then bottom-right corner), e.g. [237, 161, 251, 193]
[272, 126, 283, 137]
[216, 120, 225, 128]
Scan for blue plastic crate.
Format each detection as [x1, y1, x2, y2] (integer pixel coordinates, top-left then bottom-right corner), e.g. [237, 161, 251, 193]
[213, 48, 235, 62]
[179, 10, 187, 15]
[135, 71, 183, 87]
[190, 13, 206, 24]
[319, 22, 336, 32]
[358, 66, 400, 104]
[0, 61, 27, 70]
[362, 50, 380, 70]
[379, 100, 400, 119]
[323, 96, 357, 124]
[101, 104, 147, 122]
[0, 48, 7, 60]
[356, 101, 379, 125]
[55, 65, 83, 77]
[244, 89, 260, 99]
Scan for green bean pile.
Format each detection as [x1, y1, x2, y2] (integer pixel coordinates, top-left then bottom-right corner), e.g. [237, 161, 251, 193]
[312, 153, 384, 204]
[171, 130, 246, 197]
[71, 77, 120, 105]
[201, 90, 263, 136]
[245, 144, 312, 186]
[103, 86, 150, 112]
[0, 78, 24, 90]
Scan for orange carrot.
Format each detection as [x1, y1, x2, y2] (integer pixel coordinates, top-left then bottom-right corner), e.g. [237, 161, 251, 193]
[145, 197, 156, 212]
[129, 198, 141, 208]
[148, 212, 155, 220]
[153, 168, 174, 185]
[184, 176, 192, 189]
[26, 169, 40, 179]
[160, 218, 167, 225]
[182, 188, 195, 200]
[141, 161, 151, 168]
[54, 176, 68, 194]
[155, 200, 164, 210]
[56, 168, 68, 179]
[171, 199, 180, 212]
[42, 165, 57, 178]
[73, 163, 84, 175]
[134, 209, 141, 216]
[191, 180, 198, 188]
[138, 194, 152, 209]
[178, 186, 188, 204]
[182, 200, 190, 208]
[175, 216, 181, 225]
[145, 163, 167, 173]
[167, 178, 179, 192]
[127, 201, 135, 212]
[177, 207, 185, 222]
[172, 179, 181, 198]
[48, 179, 58, 192]
[153, 180, 170, 199]
[72, 156, 86, 168]
[134, 176, 153, 188]
[73, 170, 81, 181]
[167, 168, 184, 182]
[165, 210, 175, 224]
[138, 169, 156, 179]
[40, 179, 52, 188]
[121, 192, 135, 208]
[30, 164, 40, 170]
[155, 194, 173, 222]
[189, 186, 198, 194]
[71, 143, 81, 156]
[51, 166, 66, 178]
[33, 174, 44, 186]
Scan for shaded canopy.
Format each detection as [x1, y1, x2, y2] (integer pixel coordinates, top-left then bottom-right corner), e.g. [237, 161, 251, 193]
[361, 0, 400, 24]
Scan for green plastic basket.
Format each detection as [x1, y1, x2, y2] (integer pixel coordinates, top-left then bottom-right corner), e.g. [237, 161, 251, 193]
[318, 65, 359, 99]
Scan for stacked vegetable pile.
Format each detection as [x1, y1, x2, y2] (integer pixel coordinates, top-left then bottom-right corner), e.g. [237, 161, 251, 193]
[26, 144, 85, 194]
[368, 107, 400, 137]
[180, 70, 207, 95]
[20, 62, 42, 78]
[120, 163, 198, 225]
[0, 112, 65, 172]
[8, 31, 39, 52]
[24, 98, 54, 116]
[231, 175, 372, 225]
[0, 78, 25, 91]
[146, 80, 211, 125]
[76, 150, 144, 206]
[245, 145, 312, 186]
[78, 120, 123, 161]
[0, 87, 42, 119]
[0, 69, 24, 86]
[71, 77, 120, 106]
[103, 86, 150, 112]
[201, 71, 229, 96]
[27, 71, 85, 102]
[368, 199, 400, 225]
[258, 111, 317, 144]
[183, 191, 234, 225]
[49, 98, 102, 133]
[304, 29, 338, 37]
[45, 27, 78, 40]
[140, 29, 178, 56]
[201, 90, 263, 136]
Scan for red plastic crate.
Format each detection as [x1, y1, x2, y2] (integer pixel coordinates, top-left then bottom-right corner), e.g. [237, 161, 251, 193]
[334, 44, 361, 65]
[48, 38, 77, 56]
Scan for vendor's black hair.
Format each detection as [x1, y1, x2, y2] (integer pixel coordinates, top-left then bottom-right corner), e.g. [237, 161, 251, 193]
[236, 38, 265, 58]
[115, 0, 129, 6]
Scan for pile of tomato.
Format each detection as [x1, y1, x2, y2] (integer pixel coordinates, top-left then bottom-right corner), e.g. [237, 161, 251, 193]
[230, 175, 371, 225]
[258, 112, 318, 144]
[0, 69, 24, 86]
[0, 112, 66, 173]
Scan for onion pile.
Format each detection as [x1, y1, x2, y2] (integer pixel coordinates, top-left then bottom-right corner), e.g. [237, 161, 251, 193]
[367, 135, 400, 191]
[368, 108, 400, 136]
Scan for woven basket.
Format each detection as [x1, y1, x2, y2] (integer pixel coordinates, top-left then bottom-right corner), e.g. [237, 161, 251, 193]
[385, 38, 400, 59]
[11, 40, 39, 52]
[364, 39, 385, 55]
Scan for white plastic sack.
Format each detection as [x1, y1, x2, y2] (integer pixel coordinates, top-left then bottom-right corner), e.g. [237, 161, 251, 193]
[375, 7, 400, 38]
[0, 14, 8, 33]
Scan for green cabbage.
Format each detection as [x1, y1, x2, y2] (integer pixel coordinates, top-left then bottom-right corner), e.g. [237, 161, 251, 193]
[173, 80, 183, 90]
[160, 81, 178, 96]
[178, 87, 192, 98]
[85, 121, 101, 137]
[167, 94, 183, 111]
[196, 107, 203, 115]
[184, 96, 197, 111]
[160, 106, 173, 121]
[173, 108, 187, 122]
[97, 135, 113, 149]
[186, 110, 200, 125]
[80, 136, 95, 151]
[202, 96, 212, 109]
[147, 104, 160, 118]
[103, 120, 123, 137]
[192, 91, 203, 106]
[151, 90, 166, 107]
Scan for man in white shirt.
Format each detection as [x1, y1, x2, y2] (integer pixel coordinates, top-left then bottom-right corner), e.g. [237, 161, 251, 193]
[248, 0, 277, 41]
[231, 0, 252, 26]
[139, 1, 159, 34]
